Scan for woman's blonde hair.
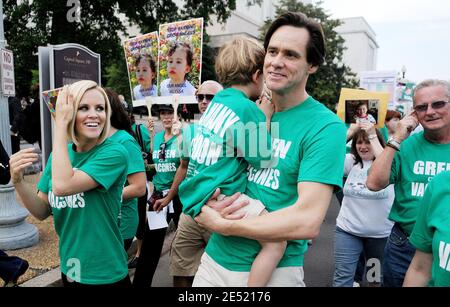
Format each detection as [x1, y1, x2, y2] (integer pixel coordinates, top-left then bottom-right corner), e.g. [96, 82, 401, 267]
[67, 80, 111, 147]
[215, 37, 265, 88]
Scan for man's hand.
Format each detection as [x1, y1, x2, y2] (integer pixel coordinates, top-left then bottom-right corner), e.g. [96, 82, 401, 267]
[195, 206, 231, 234]
[205, 188, 248, 220]
[394, 111, 419, 143]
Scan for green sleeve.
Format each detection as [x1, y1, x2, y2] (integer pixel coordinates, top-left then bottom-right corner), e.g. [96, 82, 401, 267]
[37, 154, 52, 193]
[298, 122, 347, 189]
[78, 143, 128, 190]
[140, 125, 152, 153]
[123, 138, 145, 175]
[409, 182, 434, 253]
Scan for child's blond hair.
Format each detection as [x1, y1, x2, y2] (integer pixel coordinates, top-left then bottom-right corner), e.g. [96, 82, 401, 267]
[215, 37, 265, 88]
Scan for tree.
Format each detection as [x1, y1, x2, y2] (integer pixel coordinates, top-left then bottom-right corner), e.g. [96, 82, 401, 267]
[259, 0, 358, 110]
[4, 0, 260, 98]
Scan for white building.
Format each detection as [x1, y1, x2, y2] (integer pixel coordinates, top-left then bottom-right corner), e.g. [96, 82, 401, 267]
[335, 17, 379, 75]
[207, 0, 312, 48]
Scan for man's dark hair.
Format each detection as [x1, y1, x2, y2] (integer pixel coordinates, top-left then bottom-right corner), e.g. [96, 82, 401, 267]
[264, 12, 326, 67]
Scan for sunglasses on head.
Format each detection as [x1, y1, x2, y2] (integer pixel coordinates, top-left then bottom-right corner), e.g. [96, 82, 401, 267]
[196, 94, 215, 102]
[159, 143, 167, 161]
[414, 100, 449, 113]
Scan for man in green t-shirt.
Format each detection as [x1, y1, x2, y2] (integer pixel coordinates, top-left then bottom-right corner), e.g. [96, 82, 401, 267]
[367, 79, 450, 287]
[193, 12, 346, 287]
[404, 171, 450, 287]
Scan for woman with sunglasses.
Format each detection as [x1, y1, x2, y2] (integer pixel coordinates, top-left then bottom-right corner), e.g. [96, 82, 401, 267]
[133, 104, 186, 287]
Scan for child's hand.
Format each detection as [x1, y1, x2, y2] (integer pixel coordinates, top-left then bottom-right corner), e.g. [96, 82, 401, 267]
[256, 93, 274, 120]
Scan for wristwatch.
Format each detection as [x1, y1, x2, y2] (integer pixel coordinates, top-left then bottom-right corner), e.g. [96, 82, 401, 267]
[387, 137, 401, 151]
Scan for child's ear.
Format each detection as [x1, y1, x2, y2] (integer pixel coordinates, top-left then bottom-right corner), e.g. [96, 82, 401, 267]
[252, 69, 262, 84]
[185, 65, 191, 74]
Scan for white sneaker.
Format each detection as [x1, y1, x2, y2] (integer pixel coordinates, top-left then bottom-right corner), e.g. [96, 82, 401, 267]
[353, 281, 360, 287]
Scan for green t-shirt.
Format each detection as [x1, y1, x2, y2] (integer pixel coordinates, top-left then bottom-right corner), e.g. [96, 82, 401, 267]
[389, 132, 450, 235]
[410, 171, 450, 287]
[152, 131, 183, 191]
[180, 88, 272, 217]
[206, 96, 347, 271]
[37, 140, 129, 284]
[109, 130, 145, 240]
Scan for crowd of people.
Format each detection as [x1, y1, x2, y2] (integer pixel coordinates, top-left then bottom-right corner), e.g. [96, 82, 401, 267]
[2, 11, 449, 288]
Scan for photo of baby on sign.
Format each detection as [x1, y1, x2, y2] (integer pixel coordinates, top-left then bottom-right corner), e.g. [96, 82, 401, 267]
[158, 18, 203, 121]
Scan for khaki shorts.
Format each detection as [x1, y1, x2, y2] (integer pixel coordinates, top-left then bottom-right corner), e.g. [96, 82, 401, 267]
[193, 253, 305, 287]
[169, 194, 265, 277]
[169, 213, 211, 277]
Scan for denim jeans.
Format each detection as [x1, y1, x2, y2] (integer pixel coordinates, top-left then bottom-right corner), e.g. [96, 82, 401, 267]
[333, 227, 388, 287]
[382, 223, 416, 287]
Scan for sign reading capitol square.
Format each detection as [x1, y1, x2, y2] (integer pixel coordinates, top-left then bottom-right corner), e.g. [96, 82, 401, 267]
[51, 44, 100, 88]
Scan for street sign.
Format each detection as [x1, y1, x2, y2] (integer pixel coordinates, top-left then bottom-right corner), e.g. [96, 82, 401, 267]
[0, 48, 15, 96]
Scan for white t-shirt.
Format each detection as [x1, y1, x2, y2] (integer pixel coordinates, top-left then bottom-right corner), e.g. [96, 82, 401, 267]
[133, 84, 157, 100]
[159, 79, 196, 96]
[336, 154, 394, 238]
[354, 114, 376, 124]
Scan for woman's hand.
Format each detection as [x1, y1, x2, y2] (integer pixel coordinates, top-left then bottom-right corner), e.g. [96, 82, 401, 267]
[9, 148, 38, 184]
[147, 117, 154, 134]
[360, 122, 376, 136]
[172, 119, 183, 136]
[55, 86, 74, 128]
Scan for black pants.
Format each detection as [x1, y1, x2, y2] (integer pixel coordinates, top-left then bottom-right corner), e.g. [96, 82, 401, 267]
[61, 273, 131, 288]
[132, 194, 182, 287]
[135, 188, 149, 240]
[0, 250, 28, 284]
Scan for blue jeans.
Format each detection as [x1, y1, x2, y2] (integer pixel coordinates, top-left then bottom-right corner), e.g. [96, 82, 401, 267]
[333, 227, 388, 287]
[382, 223, 416, 287]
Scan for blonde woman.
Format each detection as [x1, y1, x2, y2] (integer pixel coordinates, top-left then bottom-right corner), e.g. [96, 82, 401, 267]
[9, 81, 130, 287]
